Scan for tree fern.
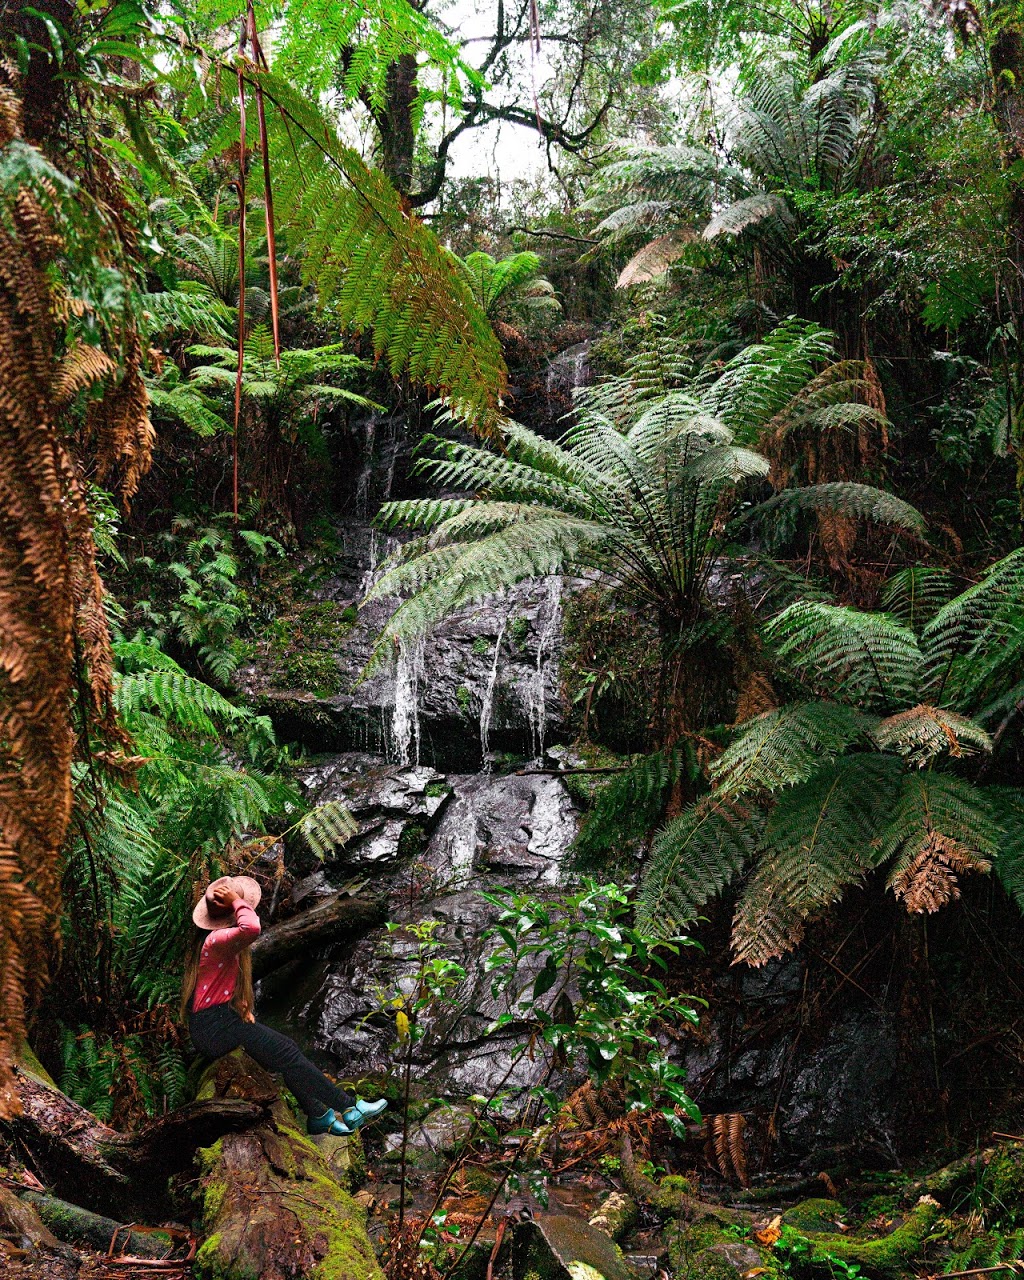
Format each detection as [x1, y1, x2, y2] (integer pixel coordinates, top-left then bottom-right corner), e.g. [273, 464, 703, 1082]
[249, 69, 507, 432]
[458, 251, 561, 330]
[363, 324, 919, 676]
[586, 49, 883, 287]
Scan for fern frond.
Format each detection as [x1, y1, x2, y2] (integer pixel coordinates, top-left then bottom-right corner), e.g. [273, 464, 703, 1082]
[881, 566, 958, 632]
[703, 193, 792, 240]
[751, 482, 925, 535]
[253, 69, 506, 432]
[295, 799, 358, 859]
[572, 749, 689, 869]
[712, 701, 873, 795]
[921, 549, 1024, 716]
[986, 787, 1024, 911]
[731, 755, 903, 965]
[877, 774, 996, 912]
[872, 704, 992, 766]
[637, 797, 760, 937]
[766, 601, 922, 710]
[617, 233, 696, 287]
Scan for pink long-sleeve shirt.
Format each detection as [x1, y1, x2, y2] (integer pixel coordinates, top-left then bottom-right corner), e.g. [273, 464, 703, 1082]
[192, 900, 261, 1012]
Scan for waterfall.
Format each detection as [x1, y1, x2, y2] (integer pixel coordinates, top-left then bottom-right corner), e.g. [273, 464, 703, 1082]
[355, 413, 401, 585]
[391, 637, 425, 766]
[479, 616, 507, 761]
[528, 578, 562, 759]
[354, 413, 379, 519]
[544, 341, 591, 401]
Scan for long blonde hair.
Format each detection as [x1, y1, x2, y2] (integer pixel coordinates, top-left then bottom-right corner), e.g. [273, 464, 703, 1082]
[180, 926, 254, 1022]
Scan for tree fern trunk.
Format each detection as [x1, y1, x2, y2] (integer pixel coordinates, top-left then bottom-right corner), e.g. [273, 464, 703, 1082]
[990, 25, 1024, 512]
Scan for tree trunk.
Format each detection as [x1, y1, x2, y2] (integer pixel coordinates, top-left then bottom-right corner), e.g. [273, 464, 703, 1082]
[193, 1050, 383, 1280]
[5, 1065, 269, 1219]
[251, 889, 385, 980]
[991, 26, 1024, 499]
[18, 1190, 175, 1259]
[375, 54, 418, 197]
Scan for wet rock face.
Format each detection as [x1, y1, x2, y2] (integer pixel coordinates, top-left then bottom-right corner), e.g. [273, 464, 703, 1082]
[236, 518, 566, 770]
[780, 1008, 900, 1156]
[678, 959, 903, 1163]
[260, 753, 581, 1102]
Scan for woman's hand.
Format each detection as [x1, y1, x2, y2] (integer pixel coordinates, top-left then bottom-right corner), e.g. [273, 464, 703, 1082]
[240, 1002, 256, 1024]
[210, 883, 240, 913]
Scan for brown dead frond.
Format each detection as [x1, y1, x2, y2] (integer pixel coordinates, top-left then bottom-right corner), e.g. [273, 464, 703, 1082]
[51, 341, 117, 407]
[705, 1113, 750, 1186]
[734, 670, 778, 725]
[890, 832, 990, 914]
[0, 83, 150, 1115]
[559, 1079, 625, 1131]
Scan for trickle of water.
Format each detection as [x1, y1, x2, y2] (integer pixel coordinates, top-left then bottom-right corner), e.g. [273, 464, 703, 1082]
[528, 578, 562, 759]
[391, 637, 425, 766]
[545, 341, 591, 400]
[354, 413, 379, 520]
[479, 616, 507, 761]
[356, 414, 402, 589]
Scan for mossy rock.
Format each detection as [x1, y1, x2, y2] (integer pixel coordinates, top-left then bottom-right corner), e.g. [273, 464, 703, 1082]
[783, 1195, 941, 1278]
[781, 1199, 847, 1233]
[666, 1214, 727, 1273]
[690, 1241, 768, 1280]
[589, 1191, 637, 1242]
[510, 1215, 636, 1280]
[194, 1052, 383, 1280]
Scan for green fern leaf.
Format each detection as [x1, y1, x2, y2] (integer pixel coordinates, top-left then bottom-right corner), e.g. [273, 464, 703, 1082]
[731, 755, 903, 965]
[712, 701, 873, 796]
[637, 796, 760, 937]
[766, 601, 923, 710]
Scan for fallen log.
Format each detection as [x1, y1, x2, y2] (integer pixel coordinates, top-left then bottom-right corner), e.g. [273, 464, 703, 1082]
[18, 1190, 174, 1259]
[251, 888, 384, 979]
[5, 1066, 270, 1219]
[193, 1050, 383, 1280]
[0, 1184, 78, 1278]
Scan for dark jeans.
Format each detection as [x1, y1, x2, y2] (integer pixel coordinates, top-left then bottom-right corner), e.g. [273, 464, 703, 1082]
[189, 1004, 353, 1118]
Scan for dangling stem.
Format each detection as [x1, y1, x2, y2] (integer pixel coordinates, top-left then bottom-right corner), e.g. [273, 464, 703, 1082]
[246, 0, 280, 364]
[232, 19, 247, 523]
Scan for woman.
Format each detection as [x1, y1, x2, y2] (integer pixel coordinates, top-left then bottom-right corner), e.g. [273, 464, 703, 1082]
[183, 875, 387, 1137]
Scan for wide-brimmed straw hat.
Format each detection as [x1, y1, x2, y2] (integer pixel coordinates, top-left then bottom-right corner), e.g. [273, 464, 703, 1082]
[192, 875, 262, 930]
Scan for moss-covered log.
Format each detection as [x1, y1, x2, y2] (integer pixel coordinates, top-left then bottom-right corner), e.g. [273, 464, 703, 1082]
[194, 1050, 384, 1280]
[18, 1189, 175, 1258]
[784, 1194, 941, 1278]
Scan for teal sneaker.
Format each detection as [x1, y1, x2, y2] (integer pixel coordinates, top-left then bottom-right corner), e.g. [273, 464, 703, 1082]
[307, 1108, 354, 1137]
[340, 1098, 388, 1131]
